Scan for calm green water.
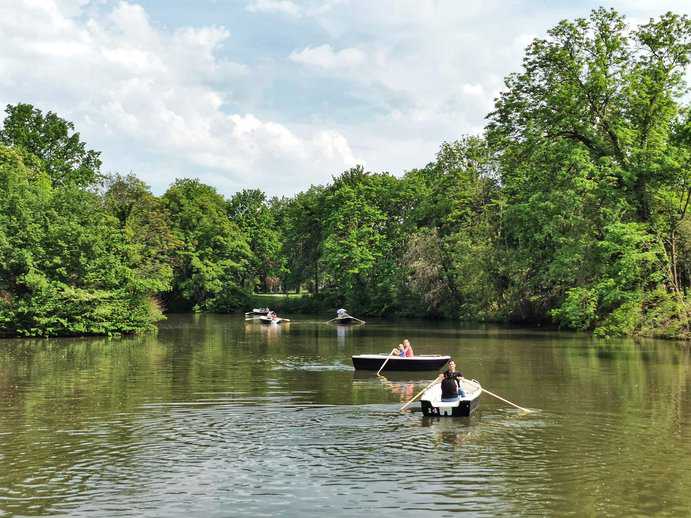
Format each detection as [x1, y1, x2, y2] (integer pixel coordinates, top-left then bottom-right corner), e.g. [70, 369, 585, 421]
[1, 314, 690, 517]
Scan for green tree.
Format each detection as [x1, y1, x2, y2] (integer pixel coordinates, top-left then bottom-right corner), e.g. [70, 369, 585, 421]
[162, 179, 251, 311]
[0, 103, 101, 187]
[0, 145, 162, 336]
[227, 189, 282, 292]
[280, 186, 327, 294]
[402, 137, 500, 318]
[486, 8, 691, 334]
[103, 174, 179, 294]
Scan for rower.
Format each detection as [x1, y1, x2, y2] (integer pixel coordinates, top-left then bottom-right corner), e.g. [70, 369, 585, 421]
[440, 362, 466, 400]
[336, 308, 348, 318]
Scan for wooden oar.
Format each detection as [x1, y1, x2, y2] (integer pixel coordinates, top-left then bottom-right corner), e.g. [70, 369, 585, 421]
[400, 376, 442, 412]
[376, 348, 398, 376]
[325, 317, 338, 324]
[481, 387, 530, 412]
[351, 316, 366, 324]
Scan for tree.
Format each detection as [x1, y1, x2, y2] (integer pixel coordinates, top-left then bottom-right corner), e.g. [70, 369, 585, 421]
[227, 189, 282, 292]
[281, 186, 327, 294]
[402, 137, 500, 319]
[0, 145, 162, 336]
[486, 8, 691, 333]
[162, 179, 251, 311]
[103, 174, 179, 294]
[0, 103, 101, 187]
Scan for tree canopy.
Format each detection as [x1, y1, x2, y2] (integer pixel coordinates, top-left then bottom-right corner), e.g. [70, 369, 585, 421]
[1, 8, 690, 338]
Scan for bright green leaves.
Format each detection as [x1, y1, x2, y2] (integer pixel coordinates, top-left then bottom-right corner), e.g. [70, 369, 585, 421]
[162, 179, 251, 312]
[0, 104, 101, 188]
[227, 189, 283, 292]
[0, 145, 162, 336]
[486, 8, 691, 336]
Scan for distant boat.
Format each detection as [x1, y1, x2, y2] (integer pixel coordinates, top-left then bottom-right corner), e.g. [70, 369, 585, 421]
[420, 379, 482, 417]
[333, 315, 363, 325]
[245, 308, 270, 316]
[351, 354, 449, 371]
[259, 316, 290, 325]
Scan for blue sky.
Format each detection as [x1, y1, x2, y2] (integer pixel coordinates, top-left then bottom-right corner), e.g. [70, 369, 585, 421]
[0, 0, 689, 196]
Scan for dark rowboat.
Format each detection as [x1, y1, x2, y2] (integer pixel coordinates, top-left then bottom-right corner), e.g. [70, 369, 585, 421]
[351, 354, 449, 371]
[420, 379, 482, 417]
[259, 316, 289, 325]
[333, 315, 363, 325]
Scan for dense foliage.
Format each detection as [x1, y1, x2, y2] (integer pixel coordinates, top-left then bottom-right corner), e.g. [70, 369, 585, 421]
[1, 9, 690, 338]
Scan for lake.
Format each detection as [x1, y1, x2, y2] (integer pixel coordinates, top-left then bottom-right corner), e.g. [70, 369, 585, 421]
[1, 314, 689, 517]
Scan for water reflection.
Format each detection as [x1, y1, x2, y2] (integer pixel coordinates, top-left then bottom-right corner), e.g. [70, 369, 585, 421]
[0, 315, 690, 517]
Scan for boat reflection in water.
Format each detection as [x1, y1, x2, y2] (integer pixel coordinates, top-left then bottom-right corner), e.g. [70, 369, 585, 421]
[244, 319, 289, 344]
[351, 370, 439, 403]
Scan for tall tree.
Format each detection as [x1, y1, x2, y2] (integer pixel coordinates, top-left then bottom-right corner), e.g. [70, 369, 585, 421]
[0, 145, 162, 336]
[0, 103, 101, 187]
[103, 174, 179, 294]
[162, 179, 251, 311]
[227, 189, 282, 292]
[486, 8, 691, 333]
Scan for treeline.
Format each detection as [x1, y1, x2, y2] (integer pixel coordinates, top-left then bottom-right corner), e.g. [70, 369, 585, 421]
[1, 8, 691, 338]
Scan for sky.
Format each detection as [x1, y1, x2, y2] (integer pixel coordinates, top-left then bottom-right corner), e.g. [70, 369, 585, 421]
[0, 0, 689, 196]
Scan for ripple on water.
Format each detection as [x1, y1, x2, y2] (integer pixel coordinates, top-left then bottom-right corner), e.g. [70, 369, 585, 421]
[2, 316, 691, 517]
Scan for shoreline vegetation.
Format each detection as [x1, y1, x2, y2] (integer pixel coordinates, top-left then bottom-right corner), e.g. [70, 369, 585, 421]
[2, 8, 691, 339]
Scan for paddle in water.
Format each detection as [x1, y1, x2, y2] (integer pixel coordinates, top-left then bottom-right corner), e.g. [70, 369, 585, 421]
[376, 348, 398, 376]
[481, 387, 531, 412]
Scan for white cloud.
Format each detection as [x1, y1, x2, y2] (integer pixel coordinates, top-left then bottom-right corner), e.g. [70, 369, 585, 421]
[245, 0, 301, 18]
[462, 83, 484, 97]
[2, 0, 689, 197]
[0, 0, 359, 195]
[282, 1, 691, 177]
[289, 44, 366, 70]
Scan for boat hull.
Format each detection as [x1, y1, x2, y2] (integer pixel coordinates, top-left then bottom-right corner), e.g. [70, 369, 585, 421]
[421, 397, 479, 417]
[420, 380, 481, 417]
[351, 355, 450, 371]
[334, 316, 359, 325]
[259, 316, 288, 324]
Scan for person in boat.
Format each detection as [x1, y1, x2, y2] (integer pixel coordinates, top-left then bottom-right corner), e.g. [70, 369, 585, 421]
[268, 310, 278, 320]
[440, 363, 466, 400]
[336, 308, 348, 318]
[401, 339, 414, 357]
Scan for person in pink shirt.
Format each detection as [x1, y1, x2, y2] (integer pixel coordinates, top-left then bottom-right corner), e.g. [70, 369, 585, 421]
[402, 339, 414, 357]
